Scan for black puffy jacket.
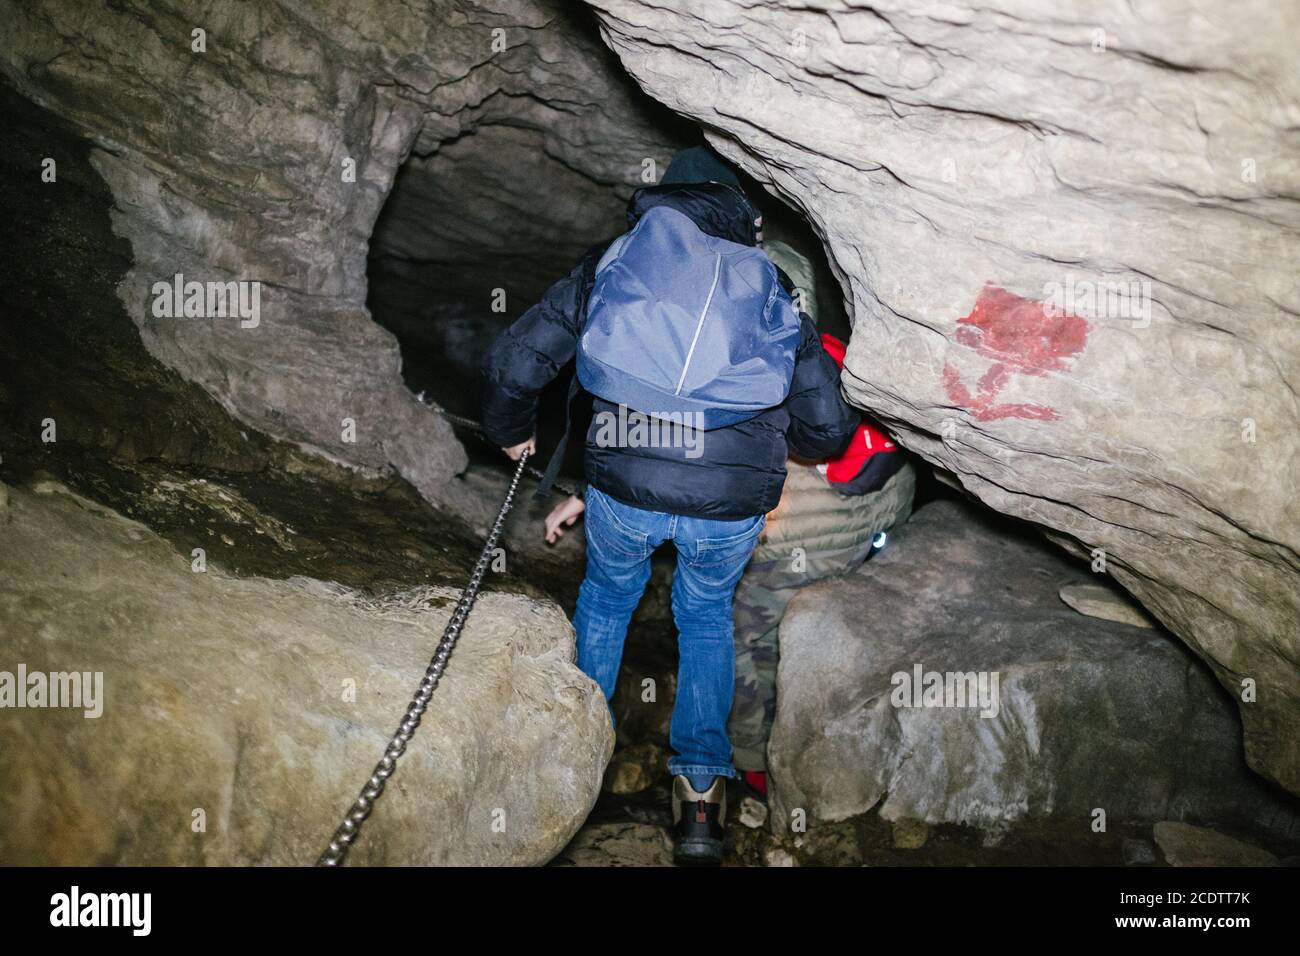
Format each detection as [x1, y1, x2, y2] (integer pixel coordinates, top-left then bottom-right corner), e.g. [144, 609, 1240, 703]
[481, 183, 858, 520]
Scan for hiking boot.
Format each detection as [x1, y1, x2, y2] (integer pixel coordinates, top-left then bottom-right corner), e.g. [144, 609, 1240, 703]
[671, 775, 726, 866]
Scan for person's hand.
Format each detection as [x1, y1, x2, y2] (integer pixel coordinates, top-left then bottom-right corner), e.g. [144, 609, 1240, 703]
[503, 436, 536, 461]
[545, 495, 585, 544]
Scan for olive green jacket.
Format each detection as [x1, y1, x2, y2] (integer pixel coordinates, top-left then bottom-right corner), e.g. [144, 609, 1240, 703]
[751, 458, 915, 564]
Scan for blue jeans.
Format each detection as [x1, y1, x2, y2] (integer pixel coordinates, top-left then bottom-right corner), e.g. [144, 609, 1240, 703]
[574, 486, 765, 782]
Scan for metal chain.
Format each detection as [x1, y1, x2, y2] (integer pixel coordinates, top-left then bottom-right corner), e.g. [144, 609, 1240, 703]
[439, 410, 577, 498]
[439, 410, 494, 432]
[317, 450, 531, 866]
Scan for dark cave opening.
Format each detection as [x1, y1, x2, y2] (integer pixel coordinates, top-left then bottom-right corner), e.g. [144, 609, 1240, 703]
[366, 130, 854, 410]
[362, 13, 854, 483]
[363, 117, 950, 504]
[365, 133, 863, 500]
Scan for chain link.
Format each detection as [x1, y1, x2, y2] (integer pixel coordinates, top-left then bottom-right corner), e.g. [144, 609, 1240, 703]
[317, 450, 531, 866]
[440, 411, 578, 498]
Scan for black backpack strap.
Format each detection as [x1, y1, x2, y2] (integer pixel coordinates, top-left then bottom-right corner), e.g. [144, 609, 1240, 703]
[535, 374, 581, 499]
[536, 240, 610, 500]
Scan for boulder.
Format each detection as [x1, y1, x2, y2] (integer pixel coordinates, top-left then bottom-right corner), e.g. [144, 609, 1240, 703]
[768, 500, 1300, 849]
[0, 482, 612, 865]
[737, 796, 769, 831]
[586, 0, 1300, 794]
[1153, 821, 1278, 867]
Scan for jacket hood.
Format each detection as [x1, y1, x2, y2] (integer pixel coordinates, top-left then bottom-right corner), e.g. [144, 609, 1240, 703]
[627, 182, 760, 246]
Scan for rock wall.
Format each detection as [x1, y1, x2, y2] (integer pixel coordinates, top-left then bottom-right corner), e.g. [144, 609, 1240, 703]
[0, 5, 649, 866]
[0, 0, 677, 510]
[586, 0, 1300, 793]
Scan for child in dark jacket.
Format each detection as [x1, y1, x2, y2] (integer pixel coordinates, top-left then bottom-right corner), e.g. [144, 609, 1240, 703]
[481, 146, 856, 864]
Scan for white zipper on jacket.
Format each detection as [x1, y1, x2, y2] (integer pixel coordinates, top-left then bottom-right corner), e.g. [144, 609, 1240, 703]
[675, 251, 723, 396]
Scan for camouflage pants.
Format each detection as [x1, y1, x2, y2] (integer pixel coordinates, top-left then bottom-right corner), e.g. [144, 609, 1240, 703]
[727, 543, 874, 771]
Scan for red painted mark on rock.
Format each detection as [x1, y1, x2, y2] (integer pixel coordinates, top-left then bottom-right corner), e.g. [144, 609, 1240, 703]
[942, 283, 1088, 421]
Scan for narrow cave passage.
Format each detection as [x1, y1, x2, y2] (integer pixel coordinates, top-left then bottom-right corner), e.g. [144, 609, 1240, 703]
[356, 23, 1300, 869]
[364, 102, 853, 472]
[1, 0, 1297, 878]
[366, 121, 631, 419]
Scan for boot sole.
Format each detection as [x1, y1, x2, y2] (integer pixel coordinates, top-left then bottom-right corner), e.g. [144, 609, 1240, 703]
[673, 838, 723, 866]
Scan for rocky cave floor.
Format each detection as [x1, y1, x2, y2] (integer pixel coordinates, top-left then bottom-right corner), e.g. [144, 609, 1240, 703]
[555, 652, 1181, 868]
[559, 780, 1167, 867]
[48, 420, 1285, 869]
[11, 429, 1273, 868]
[543, 536, 1300, 869]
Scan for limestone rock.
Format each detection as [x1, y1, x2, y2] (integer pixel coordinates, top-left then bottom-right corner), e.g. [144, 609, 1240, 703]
[5, 0, 1296, 811]
[1059, 584, 1155, 629]
[1153, 822, 1278, 867]
[0, 482, 613, 865]
[891, 818, 930, 850]
[553, 822, 673, 866]
[768, 501, 1300, 848]
[738, 796, 769, 830]
[763, 847, 797, 867]
[587, 0, 1300, 795]
[603, 742, 667, 795]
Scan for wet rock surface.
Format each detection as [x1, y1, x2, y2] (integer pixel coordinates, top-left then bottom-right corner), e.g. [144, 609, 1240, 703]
[0, 79, 276, 480]
[0, 80, 562, 600]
